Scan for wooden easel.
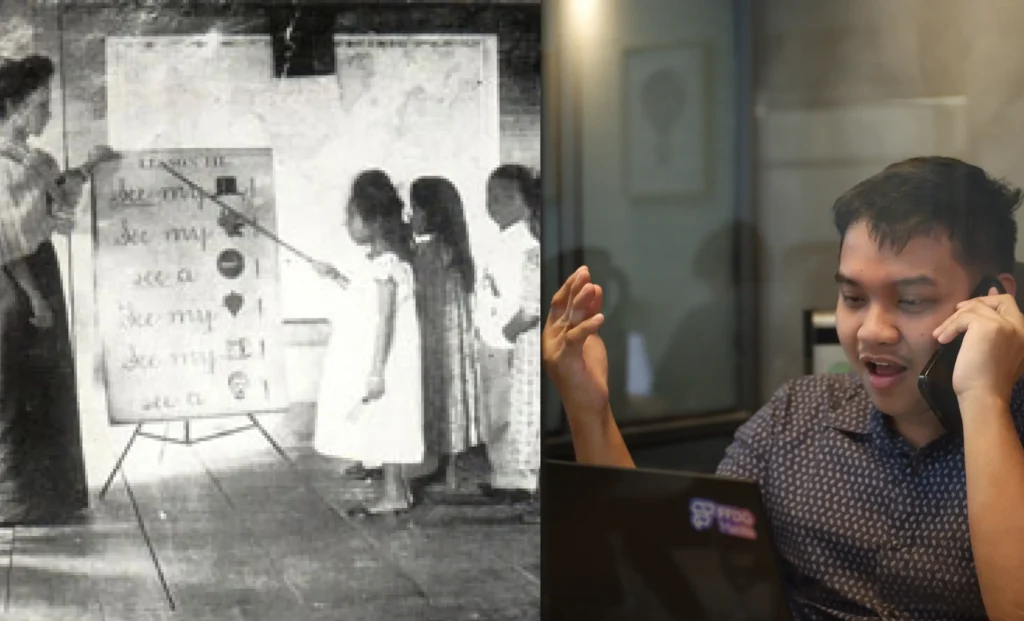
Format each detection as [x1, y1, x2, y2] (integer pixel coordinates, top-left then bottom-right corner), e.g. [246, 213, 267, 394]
[98, 413, 291, 500]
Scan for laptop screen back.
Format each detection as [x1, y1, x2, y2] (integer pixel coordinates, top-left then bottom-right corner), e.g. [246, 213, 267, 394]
[542, 460, 791, 621]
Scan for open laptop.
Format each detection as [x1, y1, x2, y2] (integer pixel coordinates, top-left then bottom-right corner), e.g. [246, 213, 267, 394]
[543, 460, 792, 621]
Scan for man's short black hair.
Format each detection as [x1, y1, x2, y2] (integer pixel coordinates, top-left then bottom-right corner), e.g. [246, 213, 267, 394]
[832, 156, 1022, 275]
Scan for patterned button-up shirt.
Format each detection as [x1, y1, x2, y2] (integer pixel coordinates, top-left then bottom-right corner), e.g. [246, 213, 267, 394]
[717, 373, 1024, 620]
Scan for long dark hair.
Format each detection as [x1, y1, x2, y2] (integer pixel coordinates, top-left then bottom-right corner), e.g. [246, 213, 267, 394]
[0, 55, 54, 120]
[410, 176, 475, 292]
[349, 169, 413, 263]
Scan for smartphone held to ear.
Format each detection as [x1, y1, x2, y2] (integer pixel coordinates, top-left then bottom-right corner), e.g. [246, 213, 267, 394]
[918, 277, 1007, 435]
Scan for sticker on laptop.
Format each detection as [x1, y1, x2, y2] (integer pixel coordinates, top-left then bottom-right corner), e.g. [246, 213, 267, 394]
[689, 498, 757, 540]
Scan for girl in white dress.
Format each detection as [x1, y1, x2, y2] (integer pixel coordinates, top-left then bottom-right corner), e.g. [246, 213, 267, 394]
[312, 169, 423, 516]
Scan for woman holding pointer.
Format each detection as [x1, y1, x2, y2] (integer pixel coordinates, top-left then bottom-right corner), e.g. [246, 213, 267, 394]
[0, 54, 115, 524]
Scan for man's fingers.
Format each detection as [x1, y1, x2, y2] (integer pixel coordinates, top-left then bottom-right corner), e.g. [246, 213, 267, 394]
[565, 313, 604, 347]
[566, 283, 604, 326]
[588, 284, 604, 316]
[933, 305, 998, 344]
[548, 266, 586, 325]
[933, 307, 969, 344]
[567, 268, 591, 308]
[958, 292, 1022, 319]
[551, 266, 584, 305]
[567, 283, 601, 325]
[562, 270, 591, 327]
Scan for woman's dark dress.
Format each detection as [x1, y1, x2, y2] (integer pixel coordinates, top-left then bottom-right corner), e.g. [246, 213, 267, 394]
[0, 240, 88, 523]
[0, 143, 88, 524]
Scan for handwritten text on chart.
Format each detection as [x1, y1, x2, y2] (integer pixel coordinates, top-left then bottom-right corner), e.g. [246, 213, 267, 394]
[120, 337, 265, 375]
[138, 390, 209, 413]
[119, 302, 217, 332]
[111, 218, 218, 251]
[138, 155, 227, 170]
[93, 148, 285, 422]
[109, 180, 251, 208]
[138, 377, 271, 414]
[130, 268, 198, 289]
[109, 164, 253, 210]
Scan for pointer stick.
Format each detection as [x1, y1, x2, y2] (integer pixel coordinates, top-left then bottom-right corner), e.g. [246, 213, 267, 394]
[159, 162, 318, 265]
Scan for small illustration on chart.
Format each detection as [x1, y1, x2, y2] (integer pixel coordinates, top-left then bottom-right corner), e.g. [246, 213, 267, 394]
[224, 291, 244, 316]
[226, 337, 252, 361]
[217, 249, 246, 279]
[215, 176, 247, 238]
[228, 371, 250, 400]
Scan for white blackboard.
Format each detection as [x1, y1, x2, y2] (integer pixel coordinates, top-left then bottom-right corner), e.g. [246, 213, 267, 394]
[92, 148, 290, 424]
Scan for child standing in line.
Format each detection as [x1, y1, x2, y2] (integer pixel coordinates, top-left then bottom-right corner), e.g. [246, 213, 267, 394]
[312, 169, 423, 516]
[477, 164, 541, 502]
[409, 176, 481, 493]
[508, 174, 542, 523]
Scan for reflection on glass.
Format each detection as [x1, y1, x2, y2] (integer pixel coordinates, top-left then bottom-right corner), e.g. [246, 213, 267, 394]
[560, 0, 745, 424]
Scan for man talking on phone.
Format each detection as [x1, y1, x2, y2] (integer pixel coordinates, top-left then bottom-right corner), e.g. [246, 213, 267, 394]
[543, 156, 1024, 620]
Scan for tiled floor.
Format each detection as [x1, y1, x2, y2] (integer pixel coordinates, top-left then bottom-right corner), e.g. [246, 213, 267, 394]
[0, 423, 539, 621]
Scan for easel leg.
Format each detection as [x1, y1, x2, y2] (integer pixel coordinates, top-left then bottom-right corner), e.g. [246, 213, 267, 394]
[184, 420, 191, 445]
[247, 414, 292, 465]
[99, 423, 143, 500]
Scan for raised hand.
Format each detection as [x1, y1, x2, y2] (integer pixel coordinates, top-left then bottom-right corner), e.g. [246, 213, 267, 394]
[362, 374, 385, 404]
[28, 296, 54, 330]
[934, 287, 1024, 408]
[542, 266, 609, 420]
[312, 260, 350, 287]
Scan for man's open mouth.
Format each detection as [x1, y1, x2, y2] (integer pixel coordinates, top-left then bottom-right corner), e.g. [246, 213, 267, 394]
[866, 361, 907, 377]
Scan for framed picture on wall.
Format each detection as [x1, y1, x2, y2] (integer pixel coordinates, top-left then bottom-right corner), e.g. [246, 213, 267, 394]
[622, 42, 710, 200]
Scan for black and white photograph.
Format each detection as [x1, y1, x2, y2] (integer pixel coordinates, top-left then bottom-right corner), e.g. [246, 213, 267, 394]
[0, 1, 540, 619]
